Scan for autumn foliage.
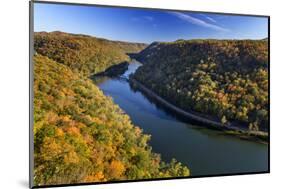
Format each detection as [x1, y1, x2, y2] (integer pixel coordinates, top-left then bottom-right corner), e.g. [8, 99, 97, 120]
[33, 33, 189, 186]
[133, 39, 268, 131]
[34, 31, 147, 75]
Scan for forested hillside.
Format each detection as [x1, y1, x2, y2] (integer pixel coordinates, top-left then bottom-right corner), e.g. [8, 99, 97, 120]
[34, 31, 147, 75]
[133, 39, 268, 131]
[33, 34, 189, 186]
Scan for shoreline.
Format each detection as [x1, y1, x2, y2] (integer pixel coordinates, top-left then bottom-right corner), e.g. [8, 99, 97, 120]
[129, 78, 268, 143]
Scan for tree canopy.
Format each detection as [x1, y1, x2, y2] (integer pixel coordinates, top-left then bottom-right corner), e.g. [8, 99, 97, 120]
[133, 39, 268, 131]
[34, 31, 147, 75]
[33, 33, 189, 186]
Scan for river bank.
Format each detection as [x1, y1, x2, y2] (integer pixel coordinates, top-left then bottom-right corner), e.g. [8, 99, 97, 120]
[95, 61, 268, 176]
[129, 78, 268, 143]
[92, 61, 129, 78]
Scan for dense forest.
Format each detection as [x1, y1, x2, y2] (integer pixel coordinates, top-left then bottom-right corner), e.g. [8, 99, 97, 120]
[34, 31, 147, 75]
[33, 32, 189, 186]
[133, 39, 268, 132]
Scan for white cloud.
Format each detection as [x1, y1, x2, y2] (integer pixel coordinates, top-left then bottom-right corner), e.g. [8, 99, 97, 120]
[198, 14, 217, 23]
[169, 12, 229, 32]
[205, 16, 217, 23]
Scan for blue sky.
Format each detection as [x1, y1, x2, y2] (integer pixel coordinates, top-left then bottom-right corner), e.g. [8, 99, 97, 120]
[34, 3, 268, 43]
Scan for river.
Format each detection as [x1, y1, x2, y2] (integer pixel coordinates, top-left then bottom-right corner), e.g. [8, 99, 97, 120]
[94, 60, 268, 177]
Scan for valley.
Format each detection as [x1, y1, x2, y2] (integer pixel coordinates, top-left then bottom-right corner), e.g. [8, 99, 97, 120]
[33, 31, 269, 186]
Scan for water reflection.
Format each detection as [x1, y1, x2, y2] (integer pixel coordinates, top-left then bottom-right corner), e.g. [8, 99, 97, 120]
[94, 60, 268, 177]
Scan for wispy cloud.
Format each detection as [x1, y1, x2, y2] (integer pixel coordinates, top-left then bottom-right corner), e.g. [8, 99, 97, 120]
[169, 12, 229, 32]
[199, 14, 217, 23]
[205, 16, 216, 23]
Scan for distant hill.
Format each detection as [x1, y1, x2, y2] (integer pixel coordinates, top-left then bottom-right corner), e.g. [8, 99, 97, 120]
[133, 39, 268, 131]
[34, 31, 147, 75]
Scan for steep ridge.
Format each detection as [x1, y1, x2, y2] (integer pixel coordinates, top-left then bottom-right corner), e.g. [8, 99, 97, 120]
[33, 34, 189, 186]
[34, 31, 147, 75]
[133, 39, 268, 132]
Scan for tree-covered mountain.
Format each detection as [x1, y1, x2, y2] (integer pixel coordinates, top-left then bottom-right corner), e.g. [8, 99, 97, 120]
[133, 39, 268, 131]
[34, 31, 147, 75]
[33, 33, 189, 186]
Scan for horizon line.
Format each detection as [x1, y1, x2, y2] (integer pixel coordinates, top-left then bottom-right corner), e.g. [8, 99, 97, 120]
[34, 30, 268, 44]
